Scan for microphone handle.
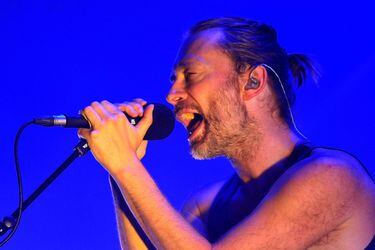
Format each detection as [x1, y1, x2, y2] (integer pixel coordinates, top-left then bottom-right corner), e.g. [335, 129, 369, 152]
[33, 103, 175, 140]
[64, 116, 90, 128]
[34, 114, 141, 129]
[64, 115, 141, 128]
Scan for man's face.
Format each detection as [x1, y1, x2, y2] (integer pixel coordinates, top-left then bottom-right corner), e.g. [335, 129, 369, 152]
[167, 30, 259, 160]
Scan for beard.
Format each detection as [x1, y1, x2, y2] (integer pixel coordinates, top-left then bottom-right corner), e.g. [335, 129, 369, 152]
[190, 75, 261, 161]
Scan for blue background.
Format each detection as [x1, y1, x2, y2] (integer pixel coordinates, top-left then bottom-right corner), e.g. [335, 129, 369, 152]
[1, 1, 374, 249]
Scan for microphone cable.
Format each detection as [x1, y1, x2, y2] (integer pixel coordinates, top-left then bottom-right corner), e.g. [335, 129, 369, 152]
[0, 121, 33, 247]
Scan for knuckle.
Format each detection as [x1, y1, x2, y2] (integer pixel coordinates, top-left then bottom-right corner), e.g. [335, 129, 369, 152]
[107, 115, 117, 123]
[108, 115, 116, 120]
[83, 106, 91, 113]
[119, 102, 131, 109]
[118, 103, 127, 108]
[135, 103, 143, 110]
[135, 98, 146, 103]
[131, 104, 142, 113]
[114, 113, 125, 121]
[128, 106, 137, 113]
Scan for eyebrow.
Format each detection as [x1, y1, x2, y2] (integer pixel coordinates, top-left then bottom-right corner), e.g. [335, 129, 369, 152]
[170, 57, 207, 82]
[173, 57, 206, 71]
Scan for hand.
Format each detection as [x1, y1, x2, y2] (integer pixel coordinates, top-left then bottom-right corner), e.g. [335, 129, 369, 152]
[78, 99, 154, 176]
[116, 98, 150, 160]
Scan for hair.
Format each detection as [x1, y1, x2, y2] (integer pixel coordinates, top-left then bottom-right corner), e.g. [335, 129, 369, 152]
[187, 17, 320, 124]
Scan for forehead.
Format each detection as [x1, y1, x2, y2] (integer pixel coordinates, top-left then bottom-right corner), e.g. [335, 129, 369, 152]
[173, 29, 232, 70]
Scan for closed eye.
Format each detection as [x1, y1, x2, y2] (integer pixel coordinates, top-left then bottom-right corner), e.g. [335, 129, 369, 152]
[184, 71, 197, 81]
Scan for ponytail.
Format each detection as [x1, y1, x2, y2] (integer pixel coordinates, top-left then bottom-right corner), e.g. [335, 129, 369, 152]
[288, 53, 320, 87]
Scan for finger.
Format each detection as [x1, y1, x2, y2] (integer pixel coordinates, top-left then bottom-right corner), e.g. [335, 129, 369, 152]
[120, 101, 143, 116]
[133, 98, 147, 106]
[102, 100, 120, 114]
[122, 100, 144, 116]
[77, 128, 91, 139]
[136, 140, 148, 159]
[137, 140, 148, 151]
[117, 102, 139, 117]
[136, 104, 154, 135]
[82, 106, 102, 129]
[131, 102, 144, 116]
[140, 140, 148, 147]
[91, 101, 113, 121]
[133, 98, 147, 116]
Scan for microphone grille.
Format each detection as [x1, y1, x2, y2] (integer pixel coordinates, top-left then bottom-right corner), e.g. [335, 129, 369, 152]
[144, 103, 175, 140]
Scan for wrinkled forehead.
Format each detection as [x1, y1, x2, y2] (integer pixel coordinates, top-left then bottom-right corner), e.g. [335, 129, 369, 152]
[173, 29, 226, 70]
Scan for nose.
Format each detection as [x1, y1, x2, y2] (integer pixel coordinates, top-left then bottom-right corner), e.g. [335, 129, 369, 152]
[166, 87, 187, 106]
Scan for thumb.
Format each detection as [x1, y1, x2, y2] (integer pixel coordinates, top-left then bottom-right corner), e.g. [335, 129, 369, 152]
[136, 104, 154, 136]
[136, 140, 148, 159]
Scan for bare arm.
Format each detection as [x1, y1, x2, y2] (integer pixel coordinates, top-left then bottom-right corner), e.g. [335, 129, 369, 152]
[112, 153, 363, 249]
[106, 98, 153, 250]
[109, 176, 149, 250]
[79, 100, 368, 249]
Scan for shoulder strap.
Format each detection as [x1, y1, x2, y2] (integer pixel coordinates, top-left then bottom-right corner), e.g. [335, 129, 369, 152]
[206, 142, 314, 243]
[206, 174, 241, 243]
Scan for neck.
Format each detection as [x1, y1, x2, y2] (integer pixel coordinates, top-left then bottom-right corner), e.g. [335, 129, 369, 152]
[229, 125, 304, 183]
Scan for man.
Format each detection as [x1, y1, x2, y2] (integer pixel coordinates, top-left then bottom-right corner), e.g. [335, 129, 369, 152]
[79, 17, 375, 249]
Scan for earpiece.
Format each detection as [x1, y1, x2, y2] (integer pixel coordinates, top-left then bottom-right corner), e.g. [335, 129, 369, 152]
[245, 76, 260, 90]
[244, 63, 307, 139]
[260, 63, 307, 139]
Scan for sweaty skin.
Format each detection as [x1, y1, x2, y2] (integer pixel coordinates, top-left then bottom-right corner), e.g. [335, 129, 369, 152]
[79, 29, 375, 249]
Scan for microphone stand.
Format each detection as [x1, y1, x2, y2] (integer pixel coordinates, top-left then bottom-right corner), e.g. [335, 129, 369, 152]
[0, 139, 155, 249]
[0, 139, 90, 236]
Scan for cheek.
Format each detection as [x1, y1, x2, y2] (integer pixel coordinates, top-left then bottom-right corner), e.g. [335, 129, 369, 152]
[187, 78, 215, 102]
[189, 72, 235, 115]
[190, 73, 224, 95]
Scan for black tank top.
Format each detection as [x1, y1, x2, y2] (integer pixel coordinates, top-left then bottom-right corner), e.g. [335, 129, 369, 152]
[206, 143, 375, 247]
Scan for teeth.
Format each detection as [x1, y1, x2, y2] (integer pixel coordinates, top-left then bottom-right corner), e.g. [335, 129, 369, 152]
[181, 113, 194, 121]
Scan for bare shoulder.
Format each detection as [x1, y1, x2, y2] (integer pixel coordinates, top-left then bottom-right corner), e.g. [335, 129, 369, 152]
[294, 147, 374, 193]
[277, 146, 373, 186]
[308, 147, 375, 215]
[264, 147, 375, 246]
[210, 148, 375, 249]
[273, 147, 375, 208]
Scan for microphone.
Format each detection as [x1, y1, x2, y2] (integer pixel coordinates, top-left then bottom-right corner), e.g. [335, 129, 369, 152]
[33, 103, 175, 140]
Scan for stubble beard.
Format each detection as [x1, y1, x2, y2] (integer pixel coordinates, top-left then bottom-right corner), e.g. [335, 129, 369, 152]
[190, 76, 261, 162]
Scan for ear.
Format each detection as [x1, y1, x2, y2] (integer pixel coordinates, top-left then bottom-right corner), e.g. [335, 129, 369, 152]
[239, 65, 268, 101]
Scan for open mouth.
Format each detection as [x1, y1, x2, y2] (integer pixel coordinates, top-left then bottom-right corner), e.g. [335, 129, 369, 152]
[187, 113, 204, 137]
[176, 110, 205, 140]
